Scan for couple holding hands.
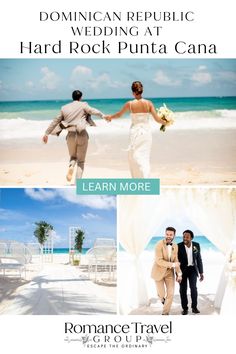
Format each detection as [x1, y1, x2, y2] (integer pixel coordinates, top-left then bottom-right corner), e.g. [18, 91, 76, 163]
[151, 227, 204, 315]
[42, 81, 168, 182]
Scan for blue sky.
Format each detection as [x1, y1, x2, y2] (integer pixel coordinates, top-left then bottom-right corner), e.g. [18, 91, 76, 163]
[0, 59, 235, 100]
[0, 188, 205, 249]
[0, 189, 116, 248]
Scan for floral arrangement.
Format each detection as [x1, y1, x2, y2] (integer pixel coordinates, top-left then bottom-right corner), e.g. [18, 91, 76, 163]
[157, 103, 174, 132]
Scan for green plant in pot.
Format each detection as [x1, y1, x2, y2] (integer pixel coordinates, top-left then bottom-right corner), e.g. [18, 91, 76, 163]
[73, 228, 85, 266]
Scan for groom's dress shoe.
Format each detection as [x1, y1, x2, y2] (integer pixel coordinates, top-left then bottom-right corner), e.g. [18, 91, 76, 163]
[192, 308, 200, 314]
[182, 309, 188, 315]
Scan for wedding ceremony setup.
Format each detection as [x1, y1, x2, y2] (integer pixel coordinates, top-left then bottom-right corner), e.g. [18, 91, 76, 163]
[118, 188, 236, 315]
[0, 236, 117, 315]
[0, 189, 117, 315]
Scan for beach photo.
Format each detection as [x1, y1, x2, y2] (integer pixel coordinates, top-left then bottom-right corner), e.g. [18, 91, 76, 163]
[0, 59, 236, 185]
[0, 188, 117, 315]
[118, 188, 236, 315]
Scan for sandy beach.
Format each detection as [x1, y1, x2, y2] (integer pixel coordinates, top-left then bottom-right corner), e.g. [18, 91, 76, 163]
[0, 125, 236, 185]
[0, 254, 117, 315]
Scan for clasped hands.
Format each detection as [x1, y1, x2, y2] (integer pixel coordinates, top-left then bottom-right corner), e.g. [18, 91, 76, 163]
[104, 115, 112, 122]
[176, 275, 182, 284]
[172, 261, 182, 283]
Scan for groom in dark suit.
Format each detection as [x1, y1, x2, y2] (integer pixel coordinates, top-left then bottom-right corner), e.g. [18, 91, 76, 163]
[178, 230, 204, 315]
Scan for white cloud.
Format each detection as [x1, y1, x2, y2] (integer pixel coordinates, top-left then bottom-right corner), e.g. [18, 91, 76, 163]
[198, 65, 207, 71]
[24, 188, 116, 210]
[50, 230, 65, 244]
[70, 65, 93, 88]
[89, 73, 110, 89]
[89, 73, 124, 89]
[72, 65, 93, 77]
[82, 213, 101, 220]
[40, 66, 60, 90]
[24, 188, 57, 201]
[76, 195, 116, 210]
[153, 70, 181, 86]
[57, 190, 116, 210]
[191, 66, 212, 86]
[70, 65, 125, 90]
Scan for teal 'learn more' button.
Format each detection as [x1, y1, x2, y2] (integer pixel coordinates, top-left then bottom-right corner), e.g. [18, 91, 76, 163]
[76, 179, 160, 195]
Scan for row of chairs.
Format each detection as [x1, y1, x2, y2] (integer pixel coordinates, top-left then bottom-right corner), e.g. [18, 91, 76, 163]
[0, 241, 42, 278]
[84, 238, 117, 283]
[0, 238, 117, 283]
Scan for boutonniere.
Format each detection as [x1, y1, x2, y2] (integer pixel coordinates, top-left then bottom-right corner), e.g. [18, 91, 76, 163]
[193, 246, 198, 253]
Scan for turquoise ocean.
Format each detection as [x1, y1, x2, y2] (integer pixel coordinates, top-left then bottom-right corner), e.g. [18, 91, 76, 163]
[53, 247, 90, 254]
[1, 96, 236, 120]
[1, 96, 236, 139]
[53, 236, 218, 254]
[119, 236, 219, 253]
[145, 236, 218, 251]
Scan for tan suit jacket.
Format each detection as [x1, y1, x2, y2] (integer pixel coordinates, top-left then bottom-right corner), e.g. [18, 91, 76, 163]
[151, 239, 181, 281]
[45, 101, 104, 135]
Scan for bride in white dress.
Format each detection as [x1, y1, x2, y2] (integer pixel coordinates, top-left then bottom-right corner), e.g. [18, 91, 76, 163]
[106, 81, 166, 178]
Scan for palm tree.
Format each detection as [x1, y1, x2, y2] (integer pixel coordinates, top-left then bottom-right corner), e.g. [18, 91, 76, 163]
[34, 221, 54, 246]
[74, 229, 85, 254]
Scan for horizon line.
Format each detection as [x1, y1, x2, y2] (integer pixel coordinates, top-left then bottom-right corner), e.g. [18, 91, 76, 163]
[1, 95, 236, 103]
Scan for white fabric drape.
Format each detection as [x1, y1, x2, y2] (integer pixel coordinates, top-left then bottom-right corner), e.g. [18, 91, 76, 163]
[182, 188, 236, 254]
[180, 188, 236, 310]
[118, 195, 169, 313]
[118, 188, 236, 314]
[220, 260, 236, 315]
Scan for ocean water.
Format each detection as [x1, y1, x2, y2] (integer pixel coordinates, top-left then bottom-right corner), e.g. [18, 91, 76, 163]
[0, 96, 236, 140]
[53, 237, 219, 255]
[53, 247, 90, 254]
[1, 96, 236, 117]
[146, 236, 219, 252]
[120, 236, 220, 252]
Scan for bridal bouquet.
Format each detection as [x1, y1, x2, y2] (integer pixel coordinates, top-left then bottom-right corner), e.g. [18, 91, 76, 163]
[157, 103, 174, 132]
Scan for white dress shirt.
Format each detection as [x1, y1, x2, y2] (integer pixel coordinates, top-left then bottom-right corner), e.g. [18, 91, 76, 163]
[167, 244, 172, 261]
[185, 243, 193, 266]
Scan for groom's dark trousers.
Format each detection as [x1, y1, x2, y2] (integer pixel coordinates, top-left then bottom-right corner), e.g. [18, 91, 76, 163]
[178, 242, 203, 310]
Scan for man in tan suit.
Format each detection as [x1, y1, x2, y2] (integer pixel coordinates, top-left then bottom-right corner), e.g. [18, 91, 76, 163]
[42, 90, 106, 182]
[151, 226, 182, 315]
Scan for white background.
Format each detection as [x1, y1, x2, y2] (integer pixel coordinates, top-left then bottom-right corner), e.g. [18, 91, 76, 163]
[0, 315, 234, 354]
[0, 0, 235, 58]
[0, 0, 235, 353]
